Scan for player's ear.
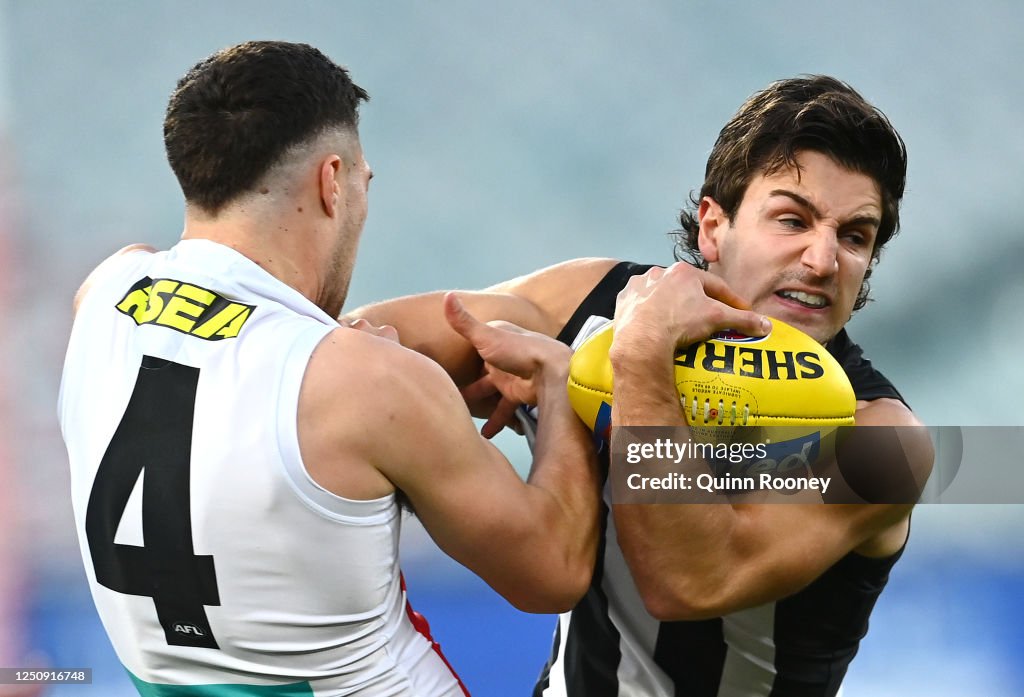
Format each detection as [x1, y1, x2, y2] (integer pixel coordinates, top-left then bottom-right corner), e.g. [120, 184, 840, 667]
[319, 155, 343, 217]
[697, 197, 726, 263]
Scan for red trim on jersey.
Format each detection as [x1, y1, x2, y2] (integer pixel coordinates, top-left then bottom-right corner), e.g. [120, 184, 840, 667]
[400, 572, 471, 696]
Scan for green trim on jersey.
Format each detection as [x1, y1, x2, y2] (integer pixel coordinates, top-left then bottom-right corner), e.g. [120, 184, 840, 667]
[128, 671, 315, 697]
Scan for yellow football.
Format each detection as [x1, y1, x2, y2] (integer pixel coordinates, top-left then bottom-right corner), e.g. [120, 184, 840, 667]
[567, 318, 856, 439]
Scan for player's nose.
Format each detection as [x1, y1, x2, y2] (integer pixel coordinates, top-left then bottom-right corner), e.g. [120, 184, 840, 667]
[801, 227, 839, 277]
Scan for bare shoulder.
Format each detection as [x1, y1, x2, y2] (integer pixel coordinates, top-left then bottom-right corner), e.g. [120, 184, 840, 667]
[299, 326, 470, 499]
[855, 397, 933, 480]
[850, 397, 934, 556]
[855, 397, 924, 426]
[304, 327, 457, 434]
[74, 243, 158, 313]
[487, 256, 622, 291]
[487, 257, 621, 331]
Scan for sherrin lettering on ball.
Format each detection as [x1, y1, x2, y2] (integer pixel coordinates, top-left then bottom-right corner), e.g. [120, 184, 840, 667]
[566, 318, 856, 438]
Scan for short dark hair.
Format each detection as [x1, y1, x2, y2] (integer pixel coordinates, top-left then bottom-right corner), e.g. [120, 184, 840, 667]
[674, 75, 907, 311]
[164, 41, 369, 214]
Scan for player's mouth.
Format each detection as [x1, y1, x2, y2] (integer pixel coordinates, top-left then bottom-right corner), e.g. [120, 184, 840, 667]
[774, 289, 831, 310]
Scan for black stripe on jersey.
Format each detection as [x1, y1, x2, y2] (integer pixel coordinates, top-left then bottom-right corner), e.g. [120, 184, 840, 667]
[558, 502, 623, 696]
[539, 259, 909, 697]
[555, 262, 655, 346]
[825, 329, 906, 405]
[653, 618, 727, 697]
[768, 548, 904, 697]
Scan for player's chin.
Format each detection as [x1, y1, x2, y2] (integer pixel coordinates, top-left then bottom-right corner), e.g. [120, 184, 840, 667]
[770, 309, 836, 345]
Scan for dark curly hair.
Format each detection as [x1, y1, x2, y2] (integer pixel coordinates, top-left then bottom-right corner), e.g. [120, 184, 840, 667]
[674, 75, 907, 311]
[164, 41, 369, 215]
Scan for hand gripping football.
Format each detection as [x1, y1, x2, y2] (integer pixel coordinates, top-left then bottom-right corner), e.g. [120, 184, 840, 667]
[567, 318, 856, 438]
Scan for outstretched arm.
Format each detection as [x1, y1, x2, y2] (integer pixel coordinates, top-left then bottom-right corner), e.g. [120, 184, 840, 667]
[344, 257, 620, 386]
[301, 305, 600, 613]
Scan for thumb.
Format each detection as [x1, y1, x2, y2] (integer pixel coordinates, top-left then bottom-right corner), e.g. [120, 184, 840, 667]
[444, 292, 494, 349]
[720, 305, 772, 338]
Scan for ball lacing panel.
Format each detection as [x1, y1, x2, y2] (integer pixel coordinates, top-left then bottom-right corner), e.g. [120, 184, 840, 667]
[683, 395, 750, 426]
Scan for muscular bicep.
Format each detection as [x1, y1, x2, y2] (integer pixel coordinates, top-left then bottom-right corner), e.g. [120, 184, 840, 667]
[724, 502, 910, 608]
[313, 331, 580, 608]
[615, 399, 934, 619]
[729, 401, 932, 605]
[616, 498, 910, 620]
[371, 351, 533, 537]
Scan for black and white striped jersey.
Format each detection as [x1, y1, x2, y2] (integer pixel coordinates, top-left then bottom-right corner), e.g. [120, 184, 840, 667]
[533, 261, 906, 697]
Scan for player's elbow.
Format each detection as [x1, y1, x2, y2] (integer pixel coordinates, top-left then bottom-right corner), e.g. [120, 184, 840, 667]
[618, 533, 731, 620]
[506, 502, 597, 613]
[505, 588, 581, 615]
[622, 552, 745, 618]
[503, 571, 590, 614]
[554, 557, 596, 611]
[633, 572, 730, 622]
[504, 549, 594, 614]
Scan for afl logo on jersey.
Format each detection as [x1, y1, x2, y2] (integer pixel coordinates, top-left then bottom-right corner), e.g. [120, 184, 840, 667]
[171, 621, 208, 637]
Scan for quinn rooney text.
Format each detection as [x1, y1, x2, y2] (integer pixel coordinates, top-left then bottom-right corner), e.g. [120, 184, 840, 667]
[626, 472, 832, 494]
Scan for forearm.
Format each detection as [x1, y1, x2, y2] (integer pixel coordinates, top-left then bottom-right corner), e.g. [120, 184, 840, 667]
[346, 292, 484, 385]
[527, 365, 601, 600]
[608, 333, 747, 618]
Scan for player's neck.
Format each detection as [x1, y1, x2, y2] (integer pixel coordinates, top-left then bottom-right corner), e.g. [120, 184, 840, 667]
[182, 201, 327, 306]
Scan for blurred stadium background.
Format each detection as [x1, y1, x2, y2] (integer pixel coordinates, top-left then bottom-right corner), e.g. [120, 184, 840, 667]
[1, 1, 1021, 695]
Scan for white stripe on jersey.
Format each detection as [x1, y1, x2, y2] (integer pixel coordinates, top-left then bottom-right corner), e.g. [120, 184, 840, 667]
[602, 510, 675, 697]
[718, 603, 777, 697]
[542, 614, 571, 697]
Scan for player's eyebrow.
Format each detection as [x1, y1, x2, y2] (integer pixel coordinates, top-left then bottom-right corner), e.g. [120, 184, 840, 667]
[769, 189, 821, 217]
[768, 189, 880, 230]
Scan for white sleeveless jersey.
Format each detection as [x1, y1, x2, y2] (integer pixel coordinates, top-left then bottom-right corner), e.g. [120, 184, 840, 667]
[59, 239, 465, 697]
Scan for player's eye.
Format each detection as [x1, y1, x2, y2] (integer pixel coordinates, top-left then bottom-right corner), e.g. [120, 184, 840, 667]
[842, 231, 869, 247]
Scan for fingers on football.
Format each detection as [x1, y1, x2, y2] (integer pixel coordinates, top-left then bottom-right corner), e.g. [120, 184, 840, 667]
[714, 303, 772, 338]
[697, 272, 770, 336]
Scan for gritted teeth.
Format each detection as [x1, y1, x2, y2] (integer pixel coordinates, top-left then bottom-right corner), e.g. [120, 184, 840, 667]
[777, 289, 829, 308]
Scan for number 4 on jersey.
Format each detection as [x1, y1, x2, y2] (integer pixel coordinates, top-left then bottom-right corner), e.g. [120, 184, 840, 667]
[85, 356, 221, 649]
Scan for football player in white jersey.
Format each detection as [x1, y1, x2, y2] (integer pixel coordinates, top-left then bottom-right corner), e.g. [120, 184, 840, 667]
[59, 41, 599, 696]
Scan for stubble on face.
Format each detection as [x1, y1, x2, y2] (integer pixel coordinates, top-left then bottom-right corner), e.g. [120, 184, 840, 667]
[321, 137, 371, 318]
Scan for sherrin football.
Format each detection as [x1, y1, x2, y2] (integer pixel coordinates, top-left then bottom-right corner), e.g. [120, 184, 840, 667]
[567, 318, 856, 438]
